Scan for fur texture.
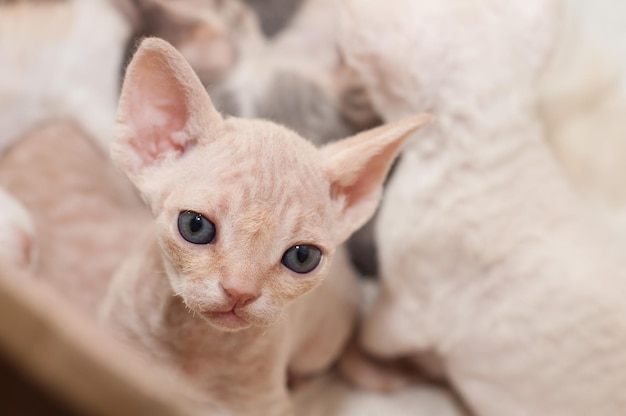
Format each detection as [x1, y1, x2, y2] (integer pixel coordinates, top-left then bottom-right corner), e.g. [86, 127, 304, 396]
[100, 38, 431, 414]
[340, 1, 626, 415]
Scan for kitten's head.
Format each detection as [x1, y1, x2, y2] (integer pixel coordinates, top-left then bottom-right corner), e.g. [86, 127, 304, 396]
[112, 38, 430, 332]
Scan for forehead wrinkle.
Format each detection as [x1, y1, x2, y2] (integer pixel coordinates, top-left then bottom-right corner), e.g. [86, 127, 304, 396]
[190, 118, 331, 241]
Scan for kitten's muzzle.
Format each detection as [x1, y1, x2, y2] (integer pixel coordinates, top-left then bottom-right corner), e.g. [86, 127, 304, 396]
[221, 282, 259, 308]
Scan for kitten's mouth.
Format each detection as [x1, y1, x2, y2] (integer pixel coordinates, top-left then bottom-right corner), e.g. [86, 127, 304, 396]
[200, 308, 250, 331]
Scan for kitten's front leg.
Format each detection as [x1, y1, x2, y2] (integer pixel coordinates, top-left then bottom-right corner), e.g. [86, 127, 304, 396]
[0, 187, 36, 270]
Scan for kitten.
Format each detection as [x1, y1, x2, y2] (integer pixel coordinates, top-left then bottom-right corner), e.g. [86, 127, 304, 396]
[340, 1, 626, 415]
[99, 37, 430, 414]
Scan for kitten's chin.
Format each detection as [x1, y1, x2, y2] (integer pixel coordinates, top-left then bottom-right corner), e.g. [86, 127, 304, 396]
[200, 310, 253, 332]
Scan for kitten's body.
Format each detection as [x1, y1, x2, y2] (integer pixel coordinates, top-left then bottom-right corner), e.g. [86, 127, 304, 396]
[341, 1, 626, 415]
[100, 38, 430, 413]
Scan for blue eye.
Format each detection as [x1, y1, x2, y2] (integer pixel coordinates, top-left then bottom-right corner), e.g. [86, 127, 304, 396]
[281, 245, 322, 274]
[178, 211, 216, 244]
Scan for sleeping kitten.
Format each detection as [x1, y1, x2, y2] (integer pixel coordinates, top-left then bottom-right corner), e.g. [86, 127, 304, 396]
[99, 37, 430, 414]
[340, 0, 626, 415]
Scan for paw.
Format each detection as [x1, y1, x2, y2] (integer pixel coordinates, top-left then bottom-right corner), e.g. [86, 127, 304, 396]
[0, 188, 37, 269]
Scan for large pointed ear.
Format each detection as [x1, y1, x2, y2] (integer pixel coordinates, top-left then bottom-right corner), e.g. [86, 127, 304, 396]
[321, 114, 432, 243]
[111, 37, 223, 187]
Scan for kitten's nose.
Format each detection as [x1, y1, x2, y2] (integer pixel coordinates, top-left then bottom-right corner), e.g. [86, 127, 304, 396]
[221, 283, 259, 308]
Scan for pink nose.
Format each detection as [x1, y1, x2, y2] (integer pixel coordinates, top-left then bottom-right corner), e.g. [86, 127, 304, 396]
[221, 284, 259, 308]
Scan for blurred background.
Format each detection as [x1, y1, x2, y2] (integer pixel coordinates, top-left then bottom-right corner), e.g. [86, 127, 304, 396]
[0, 0, 625, 415]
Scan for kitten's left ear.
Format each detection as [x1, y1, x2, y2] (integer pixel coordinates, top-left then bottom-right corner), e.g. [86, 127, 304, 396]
[111, 37, 223, 187]
[322, 114, 432, 243]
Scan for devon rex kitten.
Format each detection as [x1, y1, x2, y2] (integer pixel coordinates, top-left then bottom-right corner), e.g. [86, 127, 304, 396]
[100, 38, 430, 415]
[340, 0, 626, 415]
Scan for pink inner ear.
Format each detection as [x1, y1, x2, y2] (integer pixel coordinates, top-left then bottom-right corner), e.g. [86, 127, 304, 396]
[332, 149, 390, 210]
[126, 58, 192, 165]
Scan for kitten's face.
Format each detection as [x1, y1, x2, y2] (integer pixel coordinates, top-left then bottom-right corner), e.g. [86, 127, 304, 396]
[153, 119, 336, 331]
[112, 38, 430, 332]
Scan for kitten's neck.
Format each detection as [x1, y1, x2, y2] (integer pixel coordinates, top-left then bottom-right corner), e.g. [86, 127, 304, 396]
[101, 231, 291, 413]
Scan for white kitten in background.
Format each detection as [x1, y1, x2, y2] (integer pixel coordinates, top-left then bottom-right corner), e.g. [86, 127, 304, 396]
[340, 0, 626, 415]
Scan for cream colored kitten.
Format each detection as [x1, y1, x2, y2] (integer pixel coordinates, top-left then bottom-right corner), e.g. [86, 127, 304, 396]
[341, 0, 626, 415]
[100, 38, 430, 414]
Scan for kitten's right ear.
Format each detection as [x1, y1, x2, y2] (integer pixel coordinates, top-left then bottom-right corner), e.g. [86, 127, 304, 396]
[111, 37, 223, 186]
